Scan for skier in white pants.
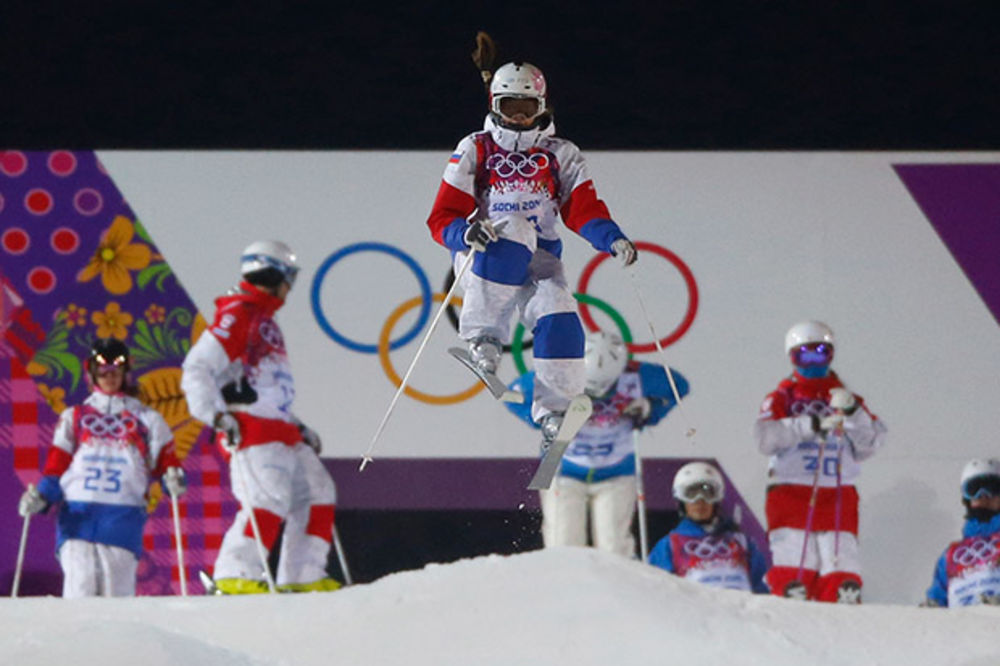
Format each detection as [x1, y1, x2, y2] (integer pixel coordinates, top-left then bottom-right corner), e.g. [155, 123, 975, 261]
[507, 332, 688, 555]
[18, 338, 186, 597]
[426, 49, 637, 442]
[181, 240, 339, 594]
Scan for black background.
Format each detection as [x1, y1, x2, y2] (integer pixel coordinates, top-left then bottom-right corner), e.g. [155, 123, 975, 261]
[2, 2, 998, 149]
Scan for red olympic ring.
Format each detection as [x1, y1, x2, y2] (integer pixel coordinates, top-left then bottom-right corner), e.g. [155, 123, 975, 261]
[576, 241, 698, 354]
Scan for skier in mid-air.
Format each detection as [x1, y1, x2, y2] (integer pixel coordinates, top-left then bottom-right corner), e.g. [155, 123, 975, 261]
[425, 34, 637, 465]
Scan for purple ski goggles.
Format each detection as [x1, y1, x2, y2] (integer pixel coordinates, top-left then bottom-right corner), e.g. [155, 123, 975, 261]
[790, 343, 834, 368]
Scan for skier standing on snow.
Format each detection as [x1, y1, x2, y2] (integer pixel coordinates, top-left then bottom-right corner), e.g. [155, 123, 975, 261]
[925, 458, 1000, 607]
[426, 33, 637, 449]
[753, 321, 886, 603]
[18, 339, 185, 597]
[649, 462, 768, 593]
[181, 241, 340, 594]
[506, 331, 687, 556]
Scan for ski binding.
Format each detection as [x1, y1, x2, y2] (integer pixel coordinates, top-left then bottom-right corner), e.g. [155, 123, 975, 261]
[448, 347, 524, 403]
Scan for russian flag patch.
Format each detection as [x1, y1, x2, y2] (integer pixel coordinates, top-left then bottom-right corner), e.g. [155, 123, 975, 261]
[448, 152, 462, 164]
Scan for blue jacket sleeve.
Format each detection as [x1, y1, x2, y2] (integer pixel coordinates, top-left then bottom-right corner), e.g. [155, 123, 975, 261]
[37, 474, 63, 504]
[925, 551, 950, 607]
[748, 538, 770, 594]
[505, 372, 539, 428]
[648, 534, 675, 572]
[577, 218, 626, 254]
[638, 363, 690, 427]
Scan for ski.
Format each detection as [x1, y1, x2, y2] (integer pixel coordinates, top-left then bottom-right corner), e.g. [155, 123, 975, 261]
[527, 394, 593, 490]
[199, 570, 220, 595]
[448, 347, 524, 403]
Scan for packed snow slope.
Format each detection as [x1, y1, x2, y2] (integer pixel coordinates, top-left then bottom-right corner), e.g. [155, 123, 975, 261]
[0, 548, 996, 666]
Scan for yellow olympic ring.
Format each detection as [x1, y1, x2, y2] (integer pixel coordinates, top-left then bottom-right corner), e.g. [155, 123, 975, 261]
[378, 293, 486, 405]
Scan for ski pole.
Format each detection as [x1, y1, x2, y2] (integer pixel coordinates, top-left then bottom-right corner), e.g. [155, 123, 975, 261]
[11, 493, 33, 598]
[231, 450, 278, 593]
[332, 524, 353, 586]
[361, 247, 477, 471]
[633, 430, 649, 562]
[625, 265, 696, 440]
[169, 490, 188, 597]
[796, 429, 827, 584]
[832, 423, 846, 568]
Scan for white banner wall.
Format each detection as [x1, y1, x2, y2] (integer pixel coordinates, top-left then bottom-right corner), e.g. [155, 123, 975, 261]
[98, 151, 1000, 603]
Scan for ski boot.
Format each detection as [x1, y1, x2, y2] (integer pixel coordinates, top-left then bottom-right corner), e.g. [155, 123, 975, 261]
[448, 336, 523, 402]
[836, 580, 862, 604]
[783, 580, 808, 600]
[527, 395, 593, 491]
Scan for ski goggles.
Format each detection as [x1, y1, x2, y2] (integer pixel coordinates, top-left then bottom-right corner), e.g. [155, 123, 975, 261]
[962, 475, 1000, 501]
[93, 353, 128, 375]
[790, 343, 834, 368]
[677, 481, 722, 503]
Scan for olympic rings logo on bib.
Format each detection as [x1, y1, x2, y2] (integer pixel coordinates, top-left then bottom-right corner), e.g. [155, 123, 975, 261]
[683, 537, 734, 559]
[80, 413, 137, 438]
[485, 152, 550, 178]
[311, 240, 697, 406]
[953, 538, 999, 567]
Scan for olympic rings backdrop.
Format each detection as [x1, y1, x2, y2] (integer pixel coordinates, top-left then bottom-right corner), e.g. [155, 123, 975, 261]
[310, 240, 699, 406]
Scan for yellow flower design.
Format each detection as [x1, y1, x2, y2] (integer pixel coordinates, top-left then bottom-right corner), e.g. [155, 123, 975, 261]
[38, 383, 67, 413]
[77, 215, 152, 295]
[144, 304, 166, 323]
[92, 302, 133, 340]
[64, 303, 88, 328]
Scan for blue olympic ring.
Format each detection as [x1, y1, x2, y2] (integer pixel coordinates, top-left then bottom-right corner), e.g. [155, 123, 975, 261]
[310, 242, 432, 354]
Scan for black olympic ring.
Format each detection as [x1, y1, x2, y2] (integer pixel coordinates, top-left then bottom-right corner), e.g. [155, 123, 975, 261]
[485, 152, 550, 178]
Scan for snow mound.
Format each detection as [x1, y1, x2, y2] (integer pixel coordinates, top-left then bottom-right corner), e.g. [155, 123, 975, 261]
[1, 548, 997, 665]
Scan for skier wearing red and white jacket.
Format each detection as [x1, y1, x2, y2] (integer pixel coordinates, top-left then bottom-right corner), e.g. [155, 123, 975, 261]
[181, 240, 339, 594]
[426, 46, 637, 445]
[18, 339, 184, 597]
[753, 321, 886, 603]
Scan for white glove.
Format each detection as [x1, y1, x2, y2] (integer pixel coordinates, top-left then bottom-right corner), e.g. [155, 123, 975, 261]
[622, 398, 652, 425]
[828, 388, 856, 412]
[214, 411, 242, 451]
[819, 412, 845, 433]
[164, 467, 187, 496]
[610, 238, 637, 267]
[18, 484, 48, 517]
[463, 220, 498, 252]
[300, 425, 322, 455]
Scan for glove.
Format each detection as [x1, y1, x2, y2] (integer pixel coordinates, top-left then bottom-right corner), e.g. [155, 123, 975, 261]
[18, 484, 48, 517]
[300, 425, 322, 455]
[819, 412, 845, 433]
[163, 467, 187, 497]
[622, 398, 652, 426]
[610, 238, 637, 267]
[214, 411, 242, 451]
[463, 219, 498, 252]
[828, 388, 857, 413]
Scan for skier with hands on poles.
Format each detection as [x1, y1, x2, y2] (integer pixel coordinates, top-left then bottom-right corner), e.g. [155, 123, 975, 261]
[181, 240, 340, 594]
[17, 338, 185, 598]
[924, 458, 1000, 607]
[426, 34, 637, 471]
[649, 462, 768, 593]
[754, 321, 886, 603]
[506, 331, 688, 556]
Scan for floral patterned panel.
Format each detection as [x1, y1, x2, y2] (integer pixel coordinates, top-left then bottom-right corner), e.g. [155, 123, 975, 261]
[0, 150, 237, 595]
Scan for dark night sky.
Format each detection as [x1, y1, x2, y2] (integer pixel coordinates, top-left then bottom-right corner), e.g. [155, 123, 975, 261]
[1, 2, 997, 149]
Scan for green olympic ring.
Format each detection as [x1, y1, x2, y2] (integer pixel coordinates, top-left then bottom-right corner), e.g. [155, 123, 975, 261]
[511, 292, 634, 375]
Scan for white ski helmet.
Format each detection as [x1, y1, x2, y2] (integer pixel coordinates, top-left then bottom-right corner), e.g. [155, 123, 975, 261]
[240, 240, 300, 287]
[489, 62, 547, 126]
[784, 320, 835, 354]
[583, 331, 628, 397]
[960, 458, 1000, 497]
[672, 461, 725, 503]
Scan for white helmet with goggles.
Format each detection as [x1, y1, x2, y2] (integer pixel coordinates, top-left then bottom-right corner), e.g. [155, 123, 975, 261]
[489, 62, 547, 129]
[672, 462, 725, 504]
[960, 458, 1000, 501]
[240, 240, 300, 288]
[784, 320, 835, 354]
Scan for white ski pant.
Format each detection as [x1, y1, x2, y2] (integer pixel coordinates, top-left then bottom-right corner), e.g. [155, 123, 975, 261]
[58, 539, 138, 598]
[540, 474, 637, 557]
[215, 442, 337, 585]
[455, 244, 585, 423]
